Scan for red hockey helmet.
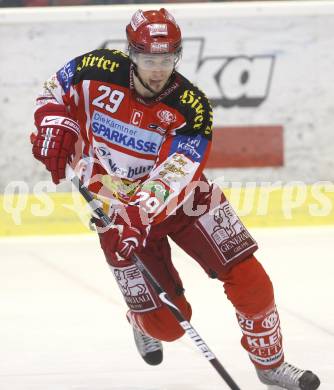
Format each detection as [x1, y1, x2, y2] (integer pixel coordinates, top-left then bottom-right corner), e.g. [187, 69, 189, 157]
[126, 9, 182, 55]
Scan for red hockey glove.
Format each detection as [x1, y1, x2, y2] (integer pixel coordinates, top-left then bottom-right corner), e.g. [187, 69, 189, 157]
[32, 104, 80, 184]
[99, 205, 150, 262]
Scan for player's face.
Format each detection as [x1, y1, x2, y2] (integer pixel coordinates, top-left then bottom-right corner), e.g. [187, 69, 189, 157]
[136, 53, 175, 94]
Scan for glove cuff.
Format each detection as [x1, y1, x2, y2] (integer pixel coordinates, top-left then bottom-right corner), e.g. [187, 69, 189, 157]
[40, 116, 80, 137]
[35, 103, 80, 137]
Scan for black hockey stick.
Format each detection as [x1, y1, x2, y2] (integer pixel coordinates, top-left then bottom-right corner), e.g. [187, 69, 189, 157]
[67, 167, 241, 390]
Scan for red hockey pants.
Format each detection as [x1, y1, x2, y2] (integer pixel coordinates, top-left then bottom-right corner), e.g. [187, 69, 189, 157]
[103, 182, 284, 369]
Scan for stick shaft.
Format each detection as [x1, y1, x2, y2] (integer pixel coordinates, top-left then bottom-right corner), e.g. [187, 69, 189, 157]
[69, 170, 241, 390]
[131, 252, 241, 390]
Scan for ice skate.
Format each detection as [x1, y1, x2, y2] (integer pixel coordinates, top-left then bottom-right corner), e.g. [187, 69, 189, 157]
[256, 362, 320, 390]
[132, 326, 163, 366]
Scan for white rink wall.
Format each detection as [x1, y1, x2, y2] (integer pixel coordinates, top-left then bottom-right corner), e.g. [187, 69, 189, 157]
[1, 2, 334, 191]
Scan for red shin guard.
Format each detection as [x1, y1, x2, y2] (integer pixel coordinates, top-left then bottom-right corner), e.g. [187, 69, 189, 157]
[220, 255, 284, 369]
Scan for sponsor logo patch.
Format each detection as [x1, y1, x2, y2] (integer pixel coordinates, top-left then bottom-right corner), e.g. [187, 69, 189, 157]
[101, 175, 139, 202]
[249, 350, 284, 366]
[246, 327, 283, 361]
[159, 153, 189, 182]
[111, 264, 159, 312]
[170, 134, 208, 163]
[43, 76, 58, 91]
[92, 111, 163, 156]
[180, 89, 213, 135]
[57, 60, 76, 93]
[148, 23, 168, 36]
[94, 146, 154, 179]
[148, 123, 167, 135]
[76, 54, 119, 73]
[262, 311, 279, 329]
[151, 42, 169, 53]
[197, 201, 258, 265]
[141, 179, 172, 203]
[130, 10, 147, 31]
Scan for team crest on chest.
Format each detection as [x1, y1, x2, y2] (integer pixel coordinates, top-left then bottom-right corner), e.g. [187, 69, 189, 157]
[157, 109, 176, 125]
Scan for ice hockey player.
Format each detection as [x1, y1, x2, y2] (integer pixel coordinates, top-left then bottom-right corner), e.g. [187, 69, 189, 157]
[31, 8, 320, 390]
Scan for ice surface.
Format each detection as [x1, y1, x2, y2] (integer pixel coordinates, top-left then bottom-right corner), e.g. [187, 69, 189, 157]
[0, 227, 333, 389]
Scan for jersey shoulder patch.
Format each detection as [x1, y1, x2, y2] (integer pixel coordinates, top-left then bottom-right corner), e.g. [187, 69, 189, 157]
[71, 49, 130, 87]
[162, 73, 213, 140]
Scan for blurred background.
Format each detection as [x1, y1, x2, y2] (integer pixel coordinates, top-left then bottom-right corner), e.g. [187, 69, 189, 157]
[1, 0, 334, 235]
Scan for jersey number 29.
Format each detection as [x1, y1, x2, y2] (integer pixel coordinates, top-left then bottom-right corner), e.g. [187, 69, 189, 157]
[92, 85, 124, 113]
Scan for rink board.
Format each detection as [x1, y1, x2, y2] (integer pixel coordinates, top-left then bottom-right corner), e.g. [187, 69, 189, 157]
[1, 184, 334, 236]
[2, 2, 334, 188]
